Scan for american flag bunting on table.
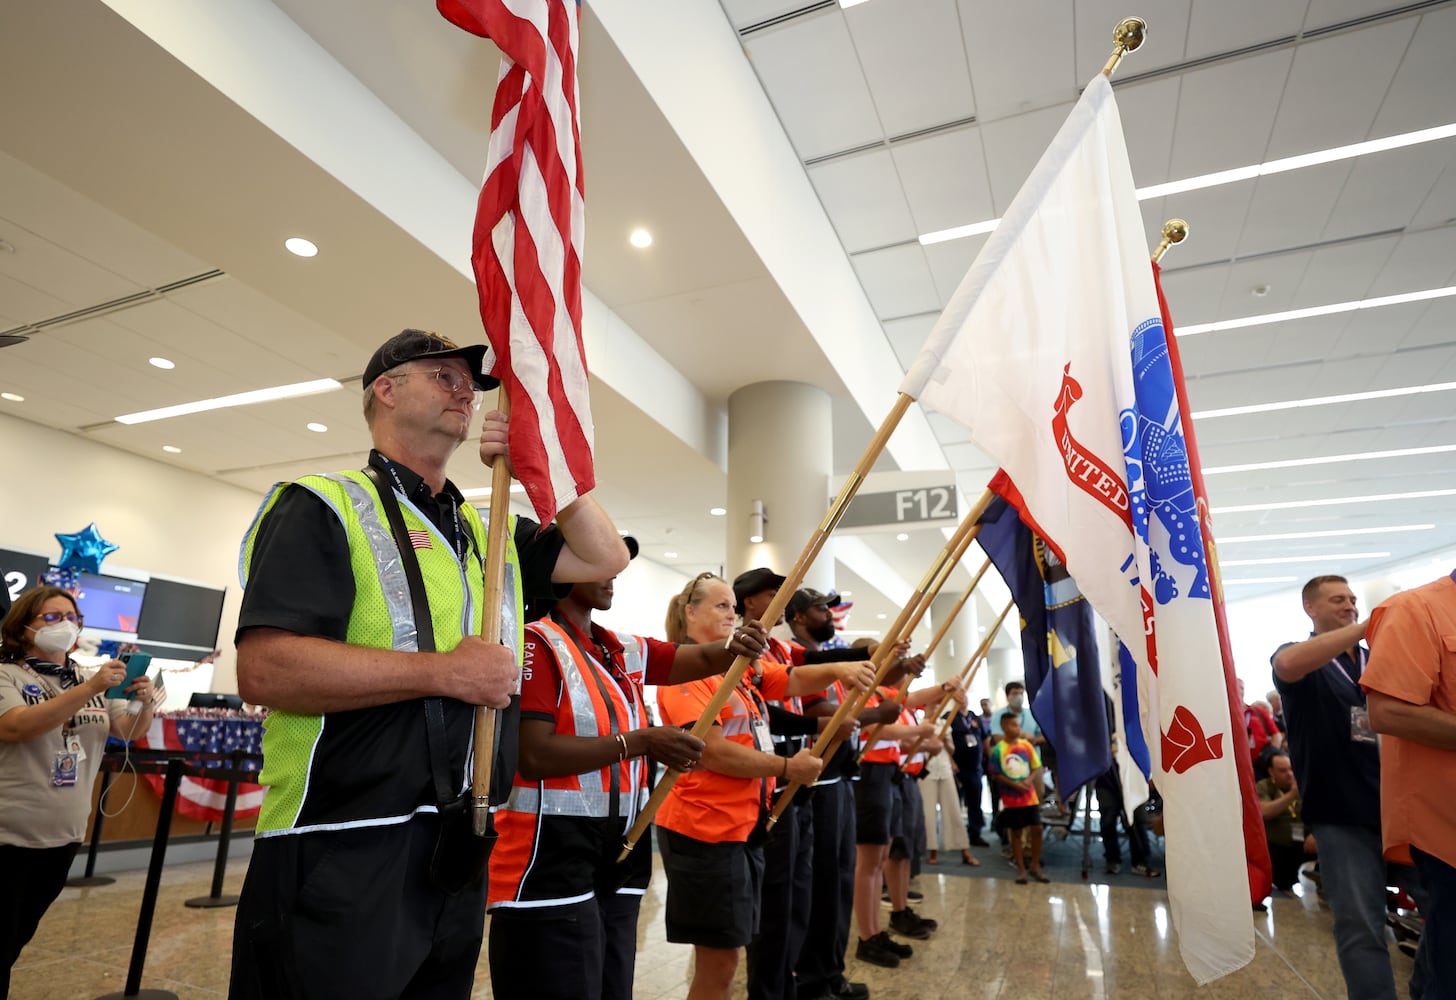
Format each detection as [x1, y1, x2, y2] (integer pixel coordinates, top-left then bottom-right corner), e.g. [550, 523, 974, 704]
[898, 73, 1257, 984]
[438, 0, 594, 525]
[139, 715, 266, 823]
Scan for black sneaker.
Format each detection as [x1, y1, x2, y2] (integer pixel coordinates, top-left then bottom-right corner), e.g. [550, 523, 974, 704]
[903, 906, 938, 932]
[888, 910, 931, 939]
[875, 930, 913, 958]
[830, 979, 870, 1000]
[969, 836, 991, 847]
[907, 888, 924, 902]
[855, 934, 901, 968]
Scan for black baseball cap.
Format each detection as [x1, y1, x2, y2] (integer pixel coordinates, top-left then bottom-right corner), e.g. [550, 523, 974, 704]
[362, 329, 498, 390]
[622, 535, 640, 560]
[733, 567, 786, 614]
[785, 587, 840, 620]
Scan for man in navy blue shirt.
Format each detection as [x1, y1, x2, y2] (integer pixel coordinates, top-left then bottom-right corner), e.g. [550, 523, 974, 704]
[1272, 575, 1423, 1000]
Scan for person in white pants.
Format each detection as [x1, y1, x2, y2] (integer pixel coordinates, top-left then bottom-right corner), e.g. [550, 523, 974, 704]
[922, 732, 977, 865]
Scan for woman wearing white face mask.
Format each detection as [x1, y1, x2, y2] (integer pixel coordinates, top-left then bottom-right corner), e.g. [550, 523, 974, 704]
[0, 585, 155, 992]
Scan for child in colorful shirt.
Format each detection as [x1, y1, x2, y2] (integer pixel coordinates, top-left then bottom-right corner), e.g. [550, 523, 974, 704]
[992, 712, 1048, 884]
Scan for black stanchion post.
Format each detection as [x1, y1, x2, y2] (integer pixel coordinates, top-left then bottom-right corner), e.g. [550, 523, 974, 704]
[97, 756, 181, 1000]
[186, 751, 241, 909]
[67, 765, 116, 888]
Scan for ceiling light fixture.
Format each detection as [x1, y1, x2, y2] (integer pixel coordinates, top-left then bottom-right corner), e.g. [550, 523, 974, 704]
[114, 378, 342, 425]
[1218, 524, 1434, 544]
[664, 551, 679, 559]
[840, 590, 853, 597]
[1176, 285, 1456, 338]
[285, 237, 319, 257]
[629, 229, 652, 249]
[306, 422, 328, 433]
[920, 120, 1456, 246]
[709, 506, 727, 516]
[1203, 444, 1456, 475]
[0, 392, 22, 402]
[148, 357, 175, 370]
[1221, 551, 1390, 567]
[1213, 488, 1456, 515]
[876, 613, 888, 620]
[749, 499, 766, 545]
[162, 445, 181, 454]
[1193, 380, 1456, 421]
[896, 533, 910, 541]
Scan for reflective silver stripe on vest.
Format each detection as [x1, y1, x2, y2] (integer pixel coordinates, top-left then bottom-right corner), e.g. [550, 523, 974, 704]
[505, 784, 611, 818]
[545, 635, 607, 803]
[615, 631, 645, 684]
[317, 474, 418, 652]
[501, 559, 520, 662]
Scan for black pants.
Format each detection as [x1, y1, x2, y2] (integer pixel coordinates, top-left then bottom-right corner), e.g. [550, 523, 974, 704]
[1268, 841, 1309, 891]
[1095, 769, 1149, 866]
[489, 890, 641, 1000]
[747, 795, 815, 1000]
[229, 815, 486, 999]
[953, 758, 984, 836]
[0, 841, 80, 996]
[795, 781, 854, 999]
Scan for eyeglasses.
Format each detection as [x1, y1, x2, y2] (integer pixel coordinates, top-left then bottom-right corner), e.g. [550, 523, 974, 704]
[35, 611, 84, 626]
[391, 367, 483, 409]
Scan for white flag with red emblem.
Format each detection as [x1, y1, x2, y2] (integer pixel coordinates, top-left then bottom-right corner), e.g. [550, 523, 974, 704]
[439, 0, 594, 525]
[900, 74, 1253, 984]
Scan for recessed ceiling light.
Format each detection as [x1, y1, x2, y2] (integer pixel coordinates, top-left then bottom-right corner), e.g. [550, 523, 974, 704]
[876, 613, 888, 620]
[663, 551, 679, 559]
[919, 120, 1456, 246]
[1213, 488, 1456, 515]
[114, 378, 342, 425]
[840, 590, 853, 598]
[979, 626, 988, 632]
[629, 229, 652, 249]
[749, 533, 764, 544]
[148, 356, 175, 370]
[896, 532, 910, 541]
[285, 237, 319, 257]
[306, 422, 328, 433]
[0, 392, 22, 402]
[162, 445, 181, 454]
[1218, 524, 1434, 544]
[709, 506, 727, 516]
[1194, 380, 1456, 421]
[1221, 552, 1390, 567]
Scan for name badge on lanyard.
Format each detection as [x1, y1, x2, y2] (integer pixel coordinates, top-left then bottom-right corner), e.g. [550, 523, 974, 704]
[53, 751, 79, 787]
[750, 716, 774, 754]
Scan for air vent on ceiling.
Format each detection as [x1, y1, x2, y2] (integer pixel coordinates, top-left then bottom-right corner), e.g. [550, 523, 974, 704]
[0, 269, 225, 340]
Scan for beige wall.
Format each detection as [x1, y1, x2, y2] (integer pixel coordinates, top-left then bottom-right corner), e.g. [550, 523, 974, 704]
[1, 412, 264, 692]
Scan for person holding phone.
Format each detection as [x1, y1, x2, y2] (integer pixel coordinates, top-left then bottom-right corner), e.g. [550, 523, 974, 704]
[0, 584, 155, 994]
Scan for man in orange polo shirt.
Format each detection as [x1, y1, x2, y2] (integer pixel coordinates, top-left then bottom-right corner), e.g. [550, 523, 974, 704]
[1363, 572, 1456, 996]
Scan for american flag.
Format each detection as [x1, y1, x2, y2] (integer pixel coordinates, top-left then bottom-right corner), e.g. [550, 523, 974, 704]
[407, 529, 433, 550]
[439, 0, 594, 525]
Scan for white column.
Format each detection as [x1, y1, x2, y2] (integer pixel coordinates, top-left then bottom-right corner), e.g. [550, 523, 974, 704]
[927, 591, 979, 687]
[726, 381, 834, 592]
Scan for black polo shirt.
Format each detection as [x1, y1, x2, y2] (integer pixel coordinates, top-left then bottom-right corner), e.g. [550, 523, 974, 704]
[1271, 639, 1380, 832]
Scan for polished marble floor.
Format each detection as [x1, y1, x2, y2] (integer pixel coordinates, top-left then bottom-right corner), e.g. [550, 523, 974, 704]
[12, 848, 1418, 999]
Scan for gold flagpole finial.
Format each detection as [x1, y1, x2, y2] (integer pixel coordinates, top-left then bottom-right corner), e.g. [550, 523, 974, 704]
[1102, 17, 1148, 77]
[1152, 218, 1189, 264]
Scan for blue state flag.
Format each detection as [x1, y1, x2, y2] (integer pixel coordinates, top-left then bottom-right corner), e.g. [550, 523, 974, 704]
[977, 491, 1111, 798]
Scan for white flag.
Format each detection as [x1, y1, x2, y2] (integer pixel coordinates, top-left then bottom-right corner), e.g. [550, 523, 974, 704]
[902, 75, 1253, 984]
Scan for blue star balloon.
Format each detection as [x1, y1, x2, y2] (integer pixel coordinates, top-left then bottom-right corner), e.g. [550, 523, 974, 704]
[55, 523, 120, 574]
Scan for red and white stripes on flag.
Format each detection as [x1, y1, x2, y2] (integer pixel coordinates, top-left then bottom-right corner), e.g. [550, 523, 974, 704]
[439, 0, 594, 525]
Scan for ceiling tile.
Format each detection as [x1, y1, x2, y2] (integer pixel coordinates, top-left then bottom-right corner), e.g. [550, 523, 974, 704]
[1235, 162, 1353, 258]
[1165, 49, 1293, 178]
[1185, 0, 1304, 58]
[743, 11, 884, 161]
[1293, 234, 1399, 308]
[806, 149, 918, 253]
[1073, 0, 1192, 82]
[850, 243, 940, 319]
[1409, 165, 1456, 231]
[1304, 0, 1424, 30]
[1264, 18, 1416, 160]
[1154, 182, 1256, 268]
[958, 0, 1076, 122]
[718, 0, 807, 29]
[978, 100, 1076, 212]
[1113, 75, 1180, 186]
[922, 236, 986, 307]
[883, 314, 935, 371]
[845, 0, 976, 137]
[891, 128, 995, 235]
[1322, 145, 1452, 242]
[1370, 5, 1456, 136]
[1370, 227, 1456, 296]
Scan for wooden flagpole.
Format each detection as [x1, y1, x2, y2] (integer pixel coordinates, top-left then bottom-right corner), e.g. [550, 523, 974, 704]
[766, 489, 995, 827]
[921, 599, 1016, 750]
[472, 390, 516, 835]
[617, 394, 914, 860]
[854, 554, 992, 762]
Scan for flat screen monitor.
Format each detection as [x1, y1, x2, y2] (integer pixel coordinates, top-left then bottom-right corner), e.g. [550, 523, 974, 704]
[75, 573, 147, 635]
[136, 577, 226, 651]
